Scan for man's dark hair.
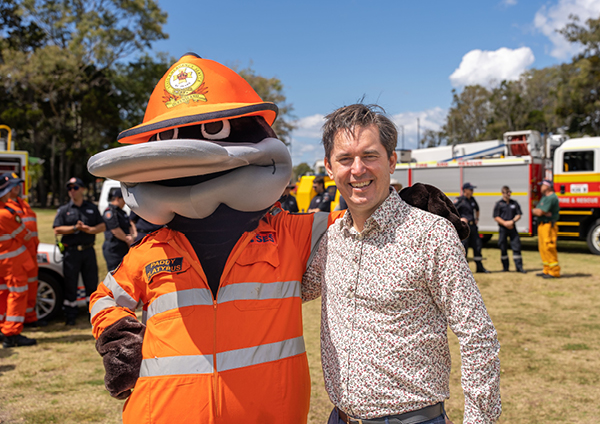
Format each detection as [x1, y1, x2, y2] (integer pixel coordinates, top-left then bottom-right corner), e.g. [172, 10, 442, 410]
[322, 104, 398, 160]
[313, 176, 325, 186]
[501, 186, 510, 192]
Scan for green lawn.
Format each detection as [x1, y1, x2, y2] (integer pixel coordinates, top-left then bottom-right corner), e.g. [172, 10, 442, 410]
[0, 210, 598, 423]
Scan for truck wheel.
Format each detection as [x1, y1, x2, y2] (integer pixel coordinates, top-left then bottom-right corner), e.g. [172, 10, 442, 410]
[36, 271, 64, 321]
[587, 219, 600, 255]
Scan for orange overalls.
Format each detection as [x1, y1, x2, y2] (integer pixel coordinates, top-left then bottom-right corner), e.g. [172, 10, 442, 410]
[8, 197, 39, 323]
[0, 202, 36, 336]
[90, 210, 326, 424]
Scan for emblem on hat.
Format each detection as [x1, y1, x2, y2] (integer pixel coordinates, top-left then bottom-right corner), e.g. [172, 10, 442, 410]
[163, 62, 208, 108]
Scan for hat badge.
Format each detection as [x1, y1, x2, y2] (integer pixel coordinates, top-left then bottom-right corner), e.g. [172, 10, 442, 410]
[163, 62, 209, 108]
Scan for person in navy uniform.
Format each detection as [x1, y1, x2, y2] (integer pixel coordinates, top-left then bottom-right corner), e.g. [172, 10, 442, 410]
[308, 176, 331, 212]
[454, 182, 490, 274]
[129, 210, 164, 243]
[53, 177, 105, 325]
[102, 188, 133, 271]
[278, 180, 299, 213]
[493, 185, 526, 273]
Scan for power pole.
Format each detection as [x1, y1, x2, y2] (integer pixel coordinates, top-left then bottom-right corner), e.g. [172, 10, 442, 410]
[417, 118, 420, 149]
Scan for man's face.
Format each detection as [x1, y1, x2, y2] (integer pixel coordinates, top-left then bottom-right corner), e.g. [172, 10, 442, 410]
[67, 184, 83, 202]
[463, 188, 473, 198]
[540, 184, 549, 195]
[325, 124, 396, 218]
[312, 182, 324, 194]
[502, 189, 511, 202]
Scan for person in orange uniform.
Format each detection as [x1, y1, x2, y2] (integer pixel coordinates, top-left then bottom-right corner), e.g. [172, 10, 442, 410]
[3, 172, 42, 326]
[87, 54, 328, 424]
[0, 174, 37, 348]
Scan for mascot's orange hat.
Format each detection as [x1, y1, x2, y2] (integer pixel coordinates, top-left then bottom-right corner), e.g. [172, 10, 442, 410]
[117, 53, 278, 144]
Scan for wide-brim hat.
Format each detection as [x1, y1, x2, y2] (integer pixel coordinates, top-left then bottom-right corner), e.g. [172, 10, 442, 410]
[0, 172, 23, 197]
[117, 53, 279, 145]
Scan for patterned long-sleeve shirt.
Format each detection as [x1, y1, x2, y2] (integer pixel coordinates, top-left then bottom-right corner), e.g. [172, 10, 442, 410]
[302, 190, 501, 423]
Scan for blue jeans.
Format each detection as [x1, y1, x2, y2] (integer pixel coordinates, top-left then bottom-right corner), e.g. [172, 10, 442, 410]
[327, 408, 446, 424]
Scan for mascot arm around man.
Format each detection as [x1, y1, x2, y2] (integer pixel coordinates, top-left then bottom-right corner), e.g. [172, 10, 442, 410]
[88, 53, 468, 424]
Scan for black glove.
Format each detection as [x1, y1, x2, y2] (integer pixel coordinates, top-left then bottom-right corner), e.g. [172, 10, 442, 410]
[399, 183, 470, 240]
[96, 316, 145, 400]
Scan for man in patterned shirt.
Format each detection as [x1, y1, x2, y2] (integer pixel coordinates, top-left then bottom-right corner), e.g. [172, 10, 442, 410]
[302, 104, 501, 424]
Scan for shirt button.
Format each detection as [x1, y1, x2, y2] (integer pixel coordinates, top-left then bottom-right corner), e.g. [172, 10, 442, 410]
[347, 291, 354, 298]
[357, 234, 363, 240]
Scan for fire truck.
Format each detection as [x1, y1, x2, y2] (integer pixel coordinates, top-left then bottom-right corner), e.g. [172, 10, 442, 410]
[393, 130, 600, 255]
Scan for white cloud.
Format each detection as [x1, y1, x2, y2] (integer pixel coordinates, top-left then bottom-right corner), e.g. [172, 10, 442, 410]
[293, 114, 325, 138]
[391, 107, 447, 149]
[449, 47, 535, 88]
[502, 0, 517, 6]
[534, 0, 600, 59]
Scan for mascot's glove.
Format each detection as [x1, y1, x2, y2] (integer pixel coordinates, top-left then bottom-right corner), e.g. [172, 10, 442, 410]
[400, 183, 470, 240]
[96, 316, 146, 400]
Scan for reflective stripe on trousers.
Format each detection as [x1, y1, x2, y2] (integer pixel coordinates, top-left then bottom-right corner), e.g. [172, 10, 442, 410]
[139, 336, 305, 377]
[0, 245, 26, 259]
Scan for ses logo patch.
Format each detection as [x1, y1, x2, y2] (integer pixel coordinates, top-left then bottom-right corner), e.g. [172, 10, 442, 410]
[251, 232, 276, 244]
[145, 257, 184, 280]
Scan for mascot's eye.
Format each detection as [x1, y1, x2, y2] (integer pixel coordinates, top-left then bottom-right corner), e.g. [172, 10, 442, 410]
[201, 120, 231, 140]
[149, 128, 179, 141]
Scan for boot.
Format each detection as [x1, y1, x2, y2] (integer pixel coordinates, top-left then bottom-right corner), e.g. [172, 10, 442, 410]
[501, 258, 509, 272]
[0, 331, 4, 343]
[514, 258, 526, 274]
[476, 261, 491, 274]
[3, 334, 37, 348]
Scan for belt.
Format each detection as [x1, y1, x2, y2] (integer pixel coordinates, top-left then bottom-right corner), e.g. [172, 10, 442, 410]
[65, 244, 94, 251]
[468, 220, 476, 225]
[337, 403, 443, 424]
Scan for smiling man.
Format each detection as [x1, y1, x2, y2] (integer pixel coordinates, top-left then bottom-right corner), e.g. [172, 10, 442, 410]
[301, 104, 501, 424]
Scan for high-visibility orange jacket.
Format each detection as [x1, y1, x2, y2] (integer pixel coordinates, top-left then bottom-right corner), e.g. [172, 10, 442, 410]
[8, 197, 39, 322]
[90, 210, 327, 424]
[0, 201, 35, 336]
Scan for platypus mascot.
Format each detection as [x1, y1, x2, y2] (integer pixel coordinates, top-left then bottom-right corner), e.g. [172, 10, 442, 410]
[88, 53, 468, 424]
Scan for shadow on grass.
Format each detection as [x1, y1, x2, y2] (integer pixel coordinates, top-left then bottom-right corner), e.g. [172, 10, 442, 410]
[0, 364, 16, 375]
[0, 349, 16, 360]
[37, 334, 95, 345]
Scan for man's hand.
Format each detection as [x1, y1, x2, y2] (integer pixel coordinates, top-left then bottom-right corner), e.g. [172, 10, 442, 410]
[504, 219, 514, 230]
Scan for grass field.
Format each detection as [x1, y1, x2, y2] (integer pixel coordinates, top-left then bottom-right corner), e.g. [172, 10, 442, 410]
[1, 208, 599, 423]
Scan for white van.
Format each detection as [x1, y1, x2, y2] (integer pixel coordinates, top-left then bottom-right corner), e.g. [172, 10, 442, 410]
[97, 179, 131, 214]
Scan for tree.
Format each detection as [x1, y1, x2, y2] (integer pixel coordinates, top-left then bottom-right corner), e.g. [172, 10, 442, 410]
[442, 85, 492, 144]
[237, 66, 296, 145]
[0, 0, 168, 205]
[420, 129, 445, 148]
[292, 162, 312, 181]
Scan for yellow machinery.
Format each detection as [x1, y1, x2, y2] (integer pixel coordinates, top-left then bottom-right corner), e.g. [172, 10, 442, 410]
[295, 175, 340, 212]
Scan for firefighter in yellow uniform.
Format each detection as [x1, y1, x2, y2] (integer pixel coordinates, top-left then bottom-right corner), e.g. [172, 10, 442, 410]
[533, 179, 560, 278]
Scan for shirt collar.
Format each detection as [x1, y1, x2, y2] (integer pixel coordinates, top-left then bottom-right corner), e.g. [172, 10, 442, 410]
[339, 189, 407, 237]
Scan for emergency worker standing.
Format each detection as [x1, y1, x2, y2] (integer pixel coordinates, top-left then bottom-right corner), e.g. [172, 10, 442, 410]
[2, 172, 43, 324]
[532, 180, 560, 278]
[493, 186, 526, 273]
[279, 180, 299, 212]
[129, 211, 163, 243]
[53, 177, 105, 325]
[308, 176, 331, 212]
[102, 189, 133, 271]
[455, 182, 490, 274]
[0, 174, 37, 347]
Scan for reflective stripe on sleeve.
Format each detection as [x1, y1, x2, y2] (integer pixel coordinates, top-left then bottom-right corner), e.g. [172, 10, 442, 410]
[26, 307, 34, 313]
[0, 245, 26, 259]
[146, 288, 213, 321]
[0, 224, 26, 241]
[22, 217, 37, 223]
[217, 280, 300, 304]
[307, 212, 328, 268]
[102, 273, 138, 311]
[27, 277, 37, 283]
[0, 284, 7, 290]
[140, 354, 214, 377]
[9, 285, 28, 293]
[29, 232, 38, 237]
[6, 315, 25, 323]
[217, 336, 305, 372]
[90, 295, 119, 321]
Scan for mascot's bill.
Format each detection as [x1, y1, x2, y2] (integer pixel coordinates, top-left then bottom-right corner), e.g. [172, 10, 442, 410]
[88, 53, 468, 424]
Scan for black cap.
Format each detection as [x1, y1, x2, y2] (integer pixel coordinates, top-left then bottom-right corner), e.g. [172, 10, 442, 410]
[66, 177, 84, 188]
[462, 182, 476, 190]
[109, 187, 124, 199]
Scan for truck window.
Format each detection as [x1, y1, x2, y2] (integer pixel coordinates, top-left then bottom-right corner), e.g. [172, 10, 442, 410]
[563, 150, 595, 172]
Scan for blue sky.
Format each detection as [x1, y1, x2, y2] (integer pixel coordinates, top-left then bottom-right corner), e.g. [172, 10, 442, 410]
[151, 0, 600, 166]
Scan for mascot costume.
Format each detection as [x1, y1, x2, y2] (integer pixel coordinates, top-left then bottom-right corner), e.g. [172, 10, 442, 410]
[88, 53, 468, 424]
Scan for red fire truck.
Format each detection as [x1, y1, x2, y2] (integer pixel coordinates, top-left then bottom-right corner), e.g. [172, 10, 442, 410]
[393, 130, 600, 255]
